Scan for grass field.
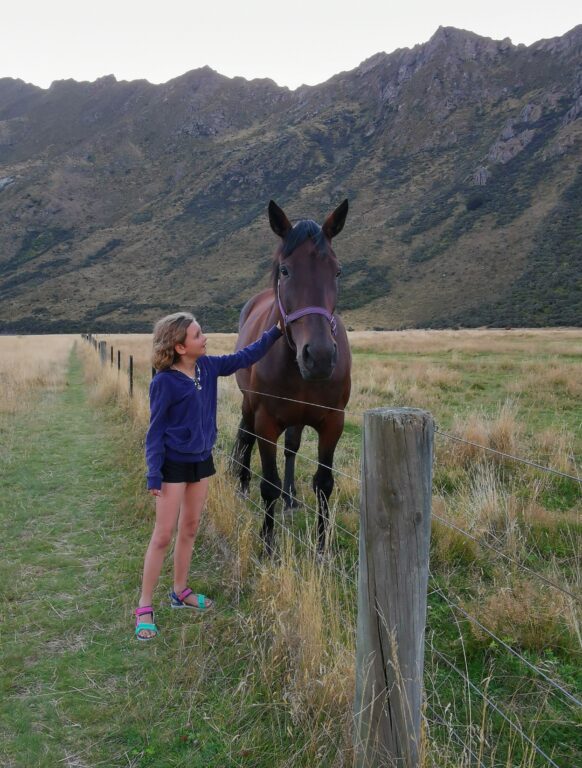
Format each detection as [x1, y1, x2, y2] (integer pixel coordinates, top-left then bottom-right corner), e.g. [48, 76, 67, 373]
[1, 329, 580, 767]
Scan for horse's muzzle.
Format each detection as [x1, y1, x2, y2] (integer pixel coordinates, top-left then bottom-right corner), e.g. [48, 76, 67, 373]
[297, 341, 338, 381]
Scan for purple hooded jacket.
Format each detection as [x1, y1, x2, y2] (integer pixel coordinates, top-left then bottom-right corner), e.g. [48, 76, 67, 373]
[146, 325, 281, 490]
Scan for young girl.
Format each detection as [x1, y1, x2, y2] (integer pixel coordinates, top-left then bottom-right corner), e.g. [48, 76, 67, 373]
[135, 311, 282, 640]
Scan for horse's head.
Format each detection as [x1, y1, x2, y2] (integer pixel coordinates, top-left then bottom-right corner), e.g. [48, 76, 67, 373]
[269, 199, 348, 381]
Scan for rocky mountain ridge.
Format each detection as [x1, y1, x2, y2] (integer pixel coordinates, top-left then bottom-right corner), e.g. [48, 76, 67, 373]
[0, 25, 581, 332]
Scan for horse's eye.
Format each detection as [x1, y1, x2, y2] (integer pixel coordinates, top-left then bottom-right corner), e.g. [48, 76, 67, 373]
[280, 266, 290, 277]
[336, 267, 342, 278]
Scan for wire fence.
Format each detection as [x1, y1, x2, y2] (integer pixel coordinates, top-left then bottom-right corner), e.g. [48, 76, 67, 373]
[80, 333, 581, 767]
[221, 450, 580, 766]
[434, 427, 581, 484]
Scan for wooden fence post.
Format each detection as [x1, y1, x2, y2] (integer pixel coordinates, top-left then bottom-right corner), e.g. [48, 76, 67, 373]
[99, 341, 107, 365]
[110, 346, 114, 366]
[354, 407, 434, 768]
[129, 355, 134, 397]
[117, 350, 121, 371]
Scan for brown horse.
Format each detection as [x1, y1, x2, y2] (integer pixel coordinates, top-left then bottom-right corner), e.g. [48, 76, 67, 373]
[232, 199, 351, 554]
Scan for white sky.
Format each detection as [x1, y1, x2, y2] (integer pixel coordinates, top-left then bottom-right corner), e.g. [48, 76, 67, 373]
[2, 1, 580, 90]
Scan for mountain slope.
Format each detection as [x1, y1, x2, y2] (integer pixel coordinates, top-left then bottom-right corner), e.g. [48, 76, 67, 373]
[0, 25, 581, 332]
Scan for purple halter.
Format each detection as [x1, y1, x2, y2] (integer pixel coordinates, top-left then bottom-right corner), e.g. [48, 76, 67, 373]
[277, 280, 337, 341]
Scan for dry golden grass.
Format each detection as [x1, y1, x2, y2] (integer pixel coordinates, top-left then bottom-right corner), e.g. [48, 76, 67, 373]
[441, 400, 522, 468]
[253, 538, 355, 731]
[205, 453, 256, 594]
[508, 360, 582, 400]
[535, 427, 579, 475]
[0, 335, 75, 413]
[468, 578, 578, 653]
[349, 328, 582, 357]
[80, 341, 150, 429]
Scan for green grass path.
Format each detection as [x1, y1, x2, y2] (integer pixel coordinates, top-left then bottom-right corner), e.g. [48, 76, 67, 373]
[0, 347, 251, 767]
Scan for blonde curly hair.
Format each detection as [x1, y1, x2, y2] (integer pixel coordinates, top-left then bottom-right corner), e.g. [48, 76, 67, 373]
[152, 312, 196, 371]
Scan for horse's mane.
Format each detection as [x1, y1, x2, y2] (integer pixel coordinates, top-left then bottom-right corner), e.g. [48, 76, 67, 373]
[271, 219, 330, 289]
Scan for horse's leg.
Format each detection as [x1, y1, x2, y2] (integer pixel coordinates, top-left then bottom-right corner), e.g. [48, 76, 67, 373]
[313, 412, 345, 555]
[283, 425, 304, 512]
[231, 416, 256, 497]
[256, 414, 284, 556]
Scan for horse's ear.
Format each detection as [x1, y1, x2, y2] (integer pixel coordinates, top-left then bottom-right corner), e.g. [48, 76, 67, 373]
[268, 200, 293, 238]
[322, 199, 349, 240]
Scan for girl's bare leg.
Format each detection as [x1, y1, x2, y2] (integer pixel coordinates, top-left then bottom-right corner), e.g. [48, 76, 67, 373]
[137, 482, 185, 638]
[173, 477, 212, 607]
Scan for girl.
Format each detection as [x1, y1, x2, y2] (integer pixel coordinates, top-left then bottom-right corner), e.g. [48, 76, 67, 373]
[135, 311, 282, 640]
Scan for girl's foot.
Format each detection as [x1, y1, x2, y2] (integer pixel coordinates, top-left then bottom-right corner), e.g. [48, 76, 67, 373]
[170, 587, 213, 611]
[135, 606, 158, 640]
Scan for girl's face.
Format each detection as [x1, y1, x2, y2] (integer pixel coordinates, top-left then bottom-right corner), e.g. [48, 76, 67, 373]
[175, 321, 207, 361]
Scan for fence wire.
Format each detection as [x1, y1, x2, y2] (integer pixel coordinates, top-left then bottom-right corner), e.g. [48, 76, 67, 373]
[435, 427, 582, 484]
[429, 645, 563, 768]
[431, 513, 581, 604]
[429, 576, 582, 710]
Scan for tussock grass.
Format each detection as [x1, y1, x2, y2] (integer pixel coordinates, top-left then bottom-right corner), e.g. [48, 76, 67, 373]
[249, 541, 356, 765]
[535, 427, 579, 475]
[442, 399, 522, 468]
[467, 578, 579, 655]
[205, 455, 256, 594]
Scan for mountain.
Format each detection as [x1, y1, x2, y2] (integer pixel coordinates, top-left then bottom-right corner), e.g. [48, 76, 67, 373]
[1, 26, 581, 332]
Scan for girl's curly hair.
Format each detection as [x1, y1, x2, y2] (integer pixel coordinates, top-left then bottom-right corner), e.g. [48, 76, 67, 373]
[152, 312, 196, 371]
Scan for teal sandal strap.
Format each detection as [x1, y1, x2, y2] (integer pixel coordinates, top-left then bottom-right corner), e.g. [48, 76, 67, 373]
[135, 622, 157, 635]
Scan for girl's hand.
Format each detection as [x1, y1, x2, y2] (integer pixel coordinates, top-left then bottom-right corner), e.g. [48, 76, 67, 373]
[149, 489, 161, 497]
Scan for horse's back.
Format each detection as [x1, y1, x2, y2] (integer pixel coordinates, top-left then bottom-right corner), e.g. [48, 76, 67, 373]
[236, 288, 274, 351]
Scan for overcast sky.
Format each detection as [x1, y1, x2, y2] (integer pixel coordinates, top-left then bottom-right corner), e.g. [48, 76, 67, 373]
[2, 0, 580, 90]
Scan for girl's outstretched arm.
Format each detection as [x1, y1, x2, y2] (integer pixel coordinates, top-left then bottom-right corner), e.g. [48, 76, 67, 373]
[211, 325, 282, 377]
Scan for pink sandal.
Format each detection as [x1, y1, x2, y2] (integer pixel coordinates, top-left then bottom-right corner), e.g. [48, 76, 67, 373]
[135, 606, 158, 640]
[169, 588, 213, 611]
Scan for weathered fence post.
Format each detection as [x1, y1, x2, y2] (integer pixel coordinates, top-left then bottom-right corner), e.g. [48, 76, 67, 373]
[99, 341, 107, 365]
[128, 355, 134, 397]
[110, 346, 114, 366]
[117, 350, 121, 371]
[354, 407, 434, 768]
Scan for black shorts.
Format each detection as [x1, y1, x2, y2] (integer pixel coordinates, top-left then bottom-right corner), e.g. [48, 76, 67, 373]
[161, 455, 216, 484]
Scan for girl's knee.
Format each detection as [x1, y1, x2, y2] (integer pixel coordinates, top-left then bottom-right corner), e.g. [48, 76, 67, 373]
[151, 528, 173, 550]
[177, 522, 199, 540]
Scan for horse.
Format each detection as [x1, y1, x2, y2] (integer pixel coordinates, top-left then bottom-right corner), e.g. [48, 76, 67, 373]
[232, 199, 351, 554]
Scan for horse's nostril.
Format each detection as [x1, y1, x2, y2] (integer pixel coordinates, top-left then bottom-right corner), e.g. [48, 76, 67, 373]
[302, 344, 312, 367]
